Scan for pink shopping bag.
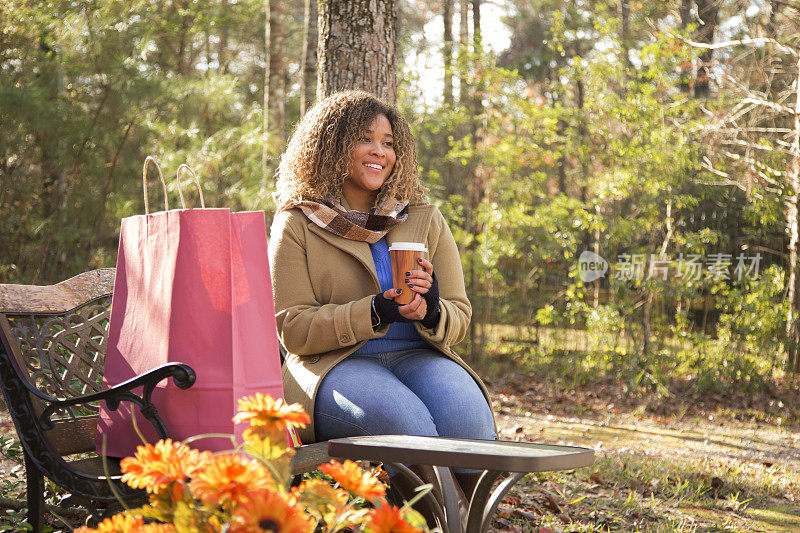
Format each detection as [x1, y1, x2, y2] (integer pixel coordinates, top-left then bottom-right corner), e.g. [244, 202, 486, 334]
[97, 159, 285, 457]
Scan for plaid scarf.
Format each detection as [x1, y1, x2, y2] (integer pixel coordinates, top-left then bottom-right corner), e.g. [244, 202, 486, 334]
[280, 196, 408, 243]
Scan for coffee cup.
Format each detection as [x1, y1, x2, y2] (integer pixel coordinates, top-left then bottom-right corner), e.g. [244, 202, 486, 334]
[389, 242, 428, 305]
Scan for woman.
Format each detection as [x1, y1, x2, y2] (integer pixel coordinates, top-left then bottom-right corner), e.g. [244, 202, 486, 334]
[268, 90, 495, 503]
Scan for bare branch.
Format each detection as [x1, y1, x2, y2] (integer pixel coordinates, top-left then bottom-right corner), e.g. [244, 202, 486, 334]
[666, 97, 689, 109]
[670, 33, 799, 57]
[740, 97, 796, 115]
[720, 138, 792, 155]
[702, 157, 730, 178]
[721, 101, 759, 125]
[698, 157, 777, 192]
[715, 127, 794, 135]
[749, 244, 786, 257]
[756, 169, 783, 187]
[707, 177, 749, 192]
[723, 150, 785, 177]
[718, 72, 794, 109]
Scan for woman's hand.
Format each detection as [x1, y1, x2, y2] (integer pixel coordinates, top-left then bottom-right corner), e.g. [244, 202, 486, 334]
[398, 292, 427, 321]
[405, 257, 435, 295]
[405, 257, 441, 327]
[373, 257, 441, 324]
[373, 288, 427, 322]
[373, 288, 411, 324]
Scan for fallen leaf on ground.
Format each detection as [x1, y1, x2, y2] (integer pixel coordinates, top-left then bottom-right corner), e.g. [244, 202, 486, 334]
[543, 492, 561, 513]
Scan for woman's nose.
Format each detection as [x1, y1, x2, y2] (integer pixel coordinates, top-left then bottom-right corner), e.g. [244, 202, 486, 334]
[369, 141, 385, 157]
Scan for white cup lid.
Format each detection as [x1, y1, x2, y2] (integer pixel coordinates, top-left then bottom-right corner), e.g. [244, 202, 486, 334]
[389, 242, 428, 252]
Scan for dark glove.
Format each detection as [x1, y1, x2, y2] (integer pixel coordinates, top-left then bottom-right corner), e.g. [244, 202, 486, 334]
[372, 291, 411, 325]
[419, 273, 441, 328]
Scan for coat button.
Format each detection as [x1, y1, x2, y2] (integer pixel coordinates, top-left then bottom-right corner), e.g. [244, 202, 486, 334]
[340, 334, 350, 343]
[309, 356, 321, 363]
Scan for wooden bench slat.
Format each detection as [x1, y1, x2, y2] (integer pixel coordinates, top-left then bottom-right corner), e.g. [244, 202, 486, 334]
[290, 442, 333, 476]
[67, 456, 123, 478]
[0, 269, 115, 314]
[45, 417, 99, 456]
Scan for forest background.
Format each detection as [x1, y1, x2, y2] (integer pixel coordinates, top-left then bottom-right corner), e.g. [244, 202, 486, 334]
[2, 0, 800, 407]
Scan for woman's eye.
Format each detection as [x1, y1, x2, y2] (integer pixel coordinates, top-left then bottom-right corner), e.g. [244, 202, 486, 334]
[384, 141, 394, 147]
[361, 137, 371, 143]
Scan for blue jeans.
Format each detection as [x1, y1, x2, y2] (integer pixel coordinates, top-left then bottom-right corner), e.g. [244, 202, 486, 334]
[314, 348, 496, 452]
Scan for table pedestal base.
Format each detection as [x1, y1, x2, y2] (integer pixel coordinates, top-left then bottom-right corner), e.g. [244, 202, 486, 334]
[390, 464, 528, 533]
[467, 471, 526, 533]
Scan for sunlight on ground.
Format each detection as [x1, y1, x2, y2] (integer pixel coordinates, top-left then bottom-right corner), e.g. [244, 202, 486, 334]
[493, 390, 800, 531]
[674, 503, 800, 532]
[745, 503, 800, 532]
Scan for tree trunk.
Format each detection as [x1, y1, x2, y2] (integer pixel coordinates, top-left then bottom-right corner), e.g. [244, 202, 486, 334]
[269, 0, 286, 138]
[458, 0, 469, 104]
[219, 0, 230, 72]
[443, 0, 454, 105]
[556, 118, 567, 194]
[93, 121, 134, 245]
[175, 7, 192, 75]
[577, 75, 592, 254]
[619, 0, 632, 74]
[785, 54, 800, 371]
[471, 0, 481, 44]
[641, 244, 655, 360]
[34, 47, 65, 283]
[300, 0, 318, 114]
[467, 0, 484, 363]
[262, 0, 271, 188]
[679, 0, 692, 28]
[317, 0, 398, 102]
[440, 0, 456, 210]
[678, 0, 693, 92]
[693, 0, 719, 98]
[593, 205, 601, 309]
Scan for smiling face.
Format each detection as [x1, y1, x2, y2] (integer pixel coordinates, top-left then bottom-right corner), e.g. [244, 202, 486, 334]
[342, 113, 396, 211]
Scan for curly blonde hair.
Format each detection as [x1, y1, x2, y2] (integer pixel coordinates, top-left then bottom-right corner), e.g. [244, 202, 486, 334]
[275, 90, 426, 209]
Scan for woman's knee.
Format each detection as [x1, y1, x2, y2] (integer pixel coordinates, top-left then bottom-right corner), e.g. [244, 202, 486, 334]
[364, 399, 439, 436]
[314, 357, 440, 438]
[316, 393, 439, 438]
[392, 351, 496, 440]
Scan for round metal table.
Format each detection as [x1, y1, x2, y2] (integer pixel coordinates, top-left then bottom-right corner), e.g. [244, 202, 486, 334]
[327, 435, 594, 533]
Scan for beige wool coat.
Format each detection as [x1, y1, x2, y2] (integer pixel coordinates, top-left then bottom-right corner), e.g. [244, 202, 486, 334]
[268, 202, 493, 443]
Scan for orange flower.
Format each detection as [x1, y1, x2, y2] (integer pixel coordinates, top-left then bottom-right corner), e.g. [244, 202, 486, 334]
[73, 514, 142, 533]
[291, 478, 348, 508]
[229, 489, 315, 533]
[233, 393, 311, 432]
[291, 479, 348, 523]
[363, 505, 422, 533]
[243, 424, 290, 445]
[73, 514, 176, 532]
[190, 453, 277, 506]
[120, 439, 210, 495]
[318, 459, 387, 501]
[120, 439, 211, 493]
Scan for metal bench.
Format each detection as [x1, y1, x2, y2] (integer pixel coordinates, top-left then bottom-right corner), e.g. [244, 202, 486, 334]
[0, 269, 333, 531]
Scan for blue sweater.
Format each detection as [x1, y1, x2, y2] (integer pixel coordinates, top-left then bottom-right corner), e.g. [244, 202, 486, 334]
[352, 238, 428, 355]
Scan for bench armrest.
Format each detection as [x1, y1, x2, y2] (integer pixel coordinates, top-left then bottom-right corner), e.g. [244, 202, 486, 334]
[37, 363, 196, 437]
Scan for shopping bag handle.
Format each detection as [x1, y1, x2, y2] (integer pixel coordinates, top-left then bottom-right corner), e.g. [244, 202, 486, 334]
[176, 164, 206, 209]
[142, 156, 169, 214]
